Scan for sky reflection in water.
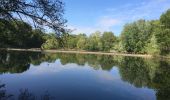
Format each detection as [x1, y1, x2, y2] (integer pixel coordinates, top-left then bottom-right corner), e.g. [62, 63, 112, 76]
[0, 51, 169, 100]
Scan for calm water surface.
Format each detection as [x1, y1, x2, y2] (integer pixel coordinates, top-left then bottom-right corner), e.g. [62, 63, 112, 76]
[0, 50, 170, 100]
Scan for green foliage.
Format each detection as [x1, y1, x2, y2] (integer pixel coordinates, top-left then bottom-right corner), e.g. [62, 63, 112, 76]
[160, 9, 170, 29]
[145, 35, 160, 55]
[0, 50, 43, 73]
[101, 32, 116, 51]
[66, 35, 79, 49]
[29, 29, 45, 48]
[77, 34, 87, 50]
[0, 51, 170, 99]
[156, 9, 170, 55]
[86, 31, 102, 51]
[41, 34, 59, 49]
[112, 38, 124, 52]
[0, 20, 44, 48]
[121, 20, 152, 53]
[0, 0, 66, 36]
[1, 9, 170, 56]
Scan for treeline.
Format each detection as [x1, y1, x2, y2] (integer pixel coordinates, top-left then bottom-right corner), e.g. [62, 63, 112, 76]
[60, 31, 117, 51]
[40, 9, 170, 56]
[0, 9, 170, 56]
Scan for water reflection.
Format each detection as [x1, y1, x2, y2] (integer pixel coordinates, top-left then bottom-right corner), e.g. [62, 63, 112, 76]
[0, 50, 170, 100]
[0, 50, 44, 73]
[0, 83, 54, 100]
[0, 83, 13, 100]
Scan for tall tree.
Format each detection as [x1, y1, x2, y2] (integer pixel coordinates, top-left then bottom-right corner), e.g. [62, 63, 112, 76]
[121, 20, 152, 53]
[77, 34, 87, 50]
[87, 31, 102, 51]
[101, 32, 116, 51]
[41, 34, 59, 49]
[156, 9, 170, 55]
[0, 0, 66, 36]
[144, 34, 160, 55]
[66, 35, 79, 49]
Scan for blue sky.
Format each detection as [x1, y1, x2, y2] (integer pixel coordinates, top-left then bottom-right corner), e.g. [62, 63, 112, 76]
[64, 0, 170, 36]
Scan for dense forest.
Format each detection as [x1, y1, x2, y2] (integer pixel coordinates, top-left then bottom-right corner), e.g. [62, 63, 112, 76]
[0, 7, 170, 56]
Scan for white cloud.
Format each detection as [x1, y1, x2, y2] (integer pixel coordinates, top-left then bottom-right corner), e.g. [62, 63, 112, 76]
[68, 25, 115, 36]
[98, 17, 120, 27]
[27, 60, 84, 75]
[106, 0, 170, 22]
[67, 25, 98, 35]
[68, 17, 121, 35]
[67, 0, 170, 36]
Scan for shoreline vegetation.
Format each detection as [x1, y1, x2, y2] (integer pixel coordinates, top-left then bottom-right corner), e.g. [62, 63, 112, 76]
[0, 3, 170, 57]
[1, 48, 170, 59]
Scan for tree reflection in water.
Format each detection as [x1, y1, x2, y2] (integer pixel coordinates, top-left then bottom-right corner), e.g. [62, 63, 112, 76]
[0, 50, 170, 100]
[0, 83, 54, 100]
[0, 83, 13, 100]
[18, 89, 54, 100]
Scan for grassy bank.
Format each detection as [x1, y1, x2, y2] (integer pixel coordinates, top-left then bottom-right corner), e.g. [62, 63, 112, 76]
[0, 48, 152, 58]
[1, 48, 170, 59]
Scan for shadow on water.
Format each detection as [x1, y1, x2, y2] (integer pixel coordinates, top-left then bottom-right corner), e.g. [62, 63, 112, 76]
[0, 83, 54, 100]
[0, 83, 13, 100]
[0, 50, 170, 100]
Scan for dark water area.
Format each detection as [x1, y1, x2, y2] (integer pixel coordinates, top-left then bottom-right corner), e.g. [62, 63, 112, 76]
[0, 50, 170, 100]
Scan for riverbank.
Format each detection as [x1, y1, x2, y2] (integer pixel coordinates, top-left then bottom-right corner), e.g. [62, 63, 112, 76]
[1, 48, 170, 59]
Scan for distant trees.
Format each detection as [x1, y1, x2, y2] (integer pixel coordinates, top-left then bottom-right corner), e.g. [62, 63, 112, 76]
[77, 34, 87, 50]
[119, 9, 170, 55]
[0, 5, 170, 56]
[101, 32, 116, 51]
[42, 31, 117, 52]
[121, 10, 170, 55]
[41, 34, 59, 49]
[87, 31, 102, 51]
[66, 34, 79, 49]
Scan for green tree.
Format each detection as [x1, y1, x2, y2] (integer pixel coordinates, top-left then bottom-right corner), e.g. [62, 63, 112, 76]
[0, 0, 66, 35]
[28, 29, 45, 48]
[121, 20, 152, 53]
[0, 20, 45, 48]
[77, 34, 87, 50]
[112, 37, 124, 52]
[145, 34, 160, 55]
[41, 34, 59, 49]
[156, 9, 170, 55]
[66, 34, 79, 49]
[101, 32, 116, 51]
[86, 31, 102, 51]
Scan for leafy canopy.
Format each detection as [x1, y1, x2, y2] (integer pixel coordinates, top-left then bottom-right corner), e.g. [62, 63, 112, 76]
[0, 0, 67, 36]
